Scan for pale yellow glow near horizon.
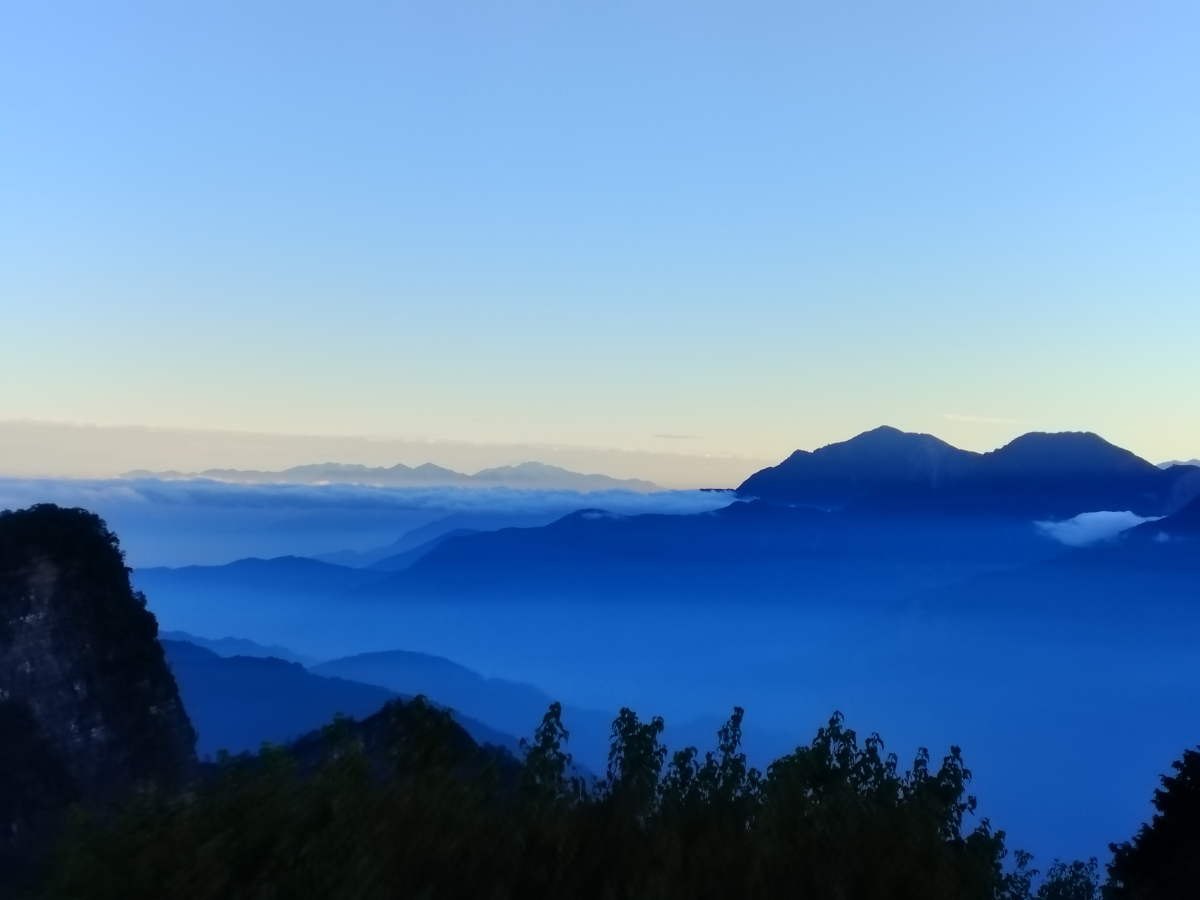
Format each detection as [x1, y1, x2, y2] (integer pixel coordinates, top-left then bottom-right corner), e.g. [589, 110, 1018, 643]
[1, 417, 1192, 491]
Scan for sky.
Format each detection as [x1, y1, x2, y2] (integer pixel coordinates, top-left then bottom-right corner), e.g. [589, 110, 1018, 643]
[2, 0, 1198, 476]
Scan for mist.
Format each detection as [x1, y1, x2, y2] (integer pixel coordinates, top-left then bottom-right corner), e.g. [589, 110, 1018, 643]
[0, 477, 735, 567]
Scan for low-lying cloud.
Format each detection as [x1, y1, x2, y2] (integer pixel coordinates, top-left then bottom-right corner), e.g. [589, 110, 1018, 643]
[0, 478, 736, 568]
[1035, 510, 1159, 547]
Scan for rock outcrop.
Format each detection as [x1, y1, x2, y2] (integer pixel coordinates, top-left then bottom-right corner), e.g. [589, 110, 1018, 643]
[0, 504, 196, 887]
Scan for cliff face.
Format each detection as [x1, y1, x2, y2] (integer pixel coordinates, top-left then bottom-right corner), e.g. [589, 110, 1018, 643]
[0, 504, 196, 884]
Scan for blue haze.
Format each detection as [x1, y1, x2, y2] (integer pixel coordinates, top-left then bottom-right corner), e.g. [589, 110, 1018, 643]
[0, 478, 733, 567]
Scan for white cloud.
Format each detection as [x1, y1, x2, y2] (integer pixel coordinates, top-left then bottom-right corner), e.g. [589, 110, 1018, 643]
[1035, 510, 1159, 547]
[0, 478, 736, 567]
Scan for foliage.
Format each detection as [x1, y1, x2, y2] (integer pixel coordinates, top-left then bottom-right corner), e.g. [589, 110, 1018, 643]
[0, 503, 196, 779]
[1107, 747, 1200, 900]
[1, 504, 196, 893]
[38, 701, 1063, 900]
[1036, 858, 1100, 900]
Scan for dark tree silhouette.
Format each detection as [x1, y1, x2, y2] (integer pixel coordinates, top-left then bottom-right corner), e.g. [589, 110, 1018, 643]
[1107, 747, 1200, 900]
[38, 702, 1051, 900]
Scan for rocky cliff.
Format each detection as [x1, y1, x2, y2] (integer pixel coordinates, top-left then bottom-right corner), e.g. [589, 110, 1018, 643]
[0, 504, 196, 888]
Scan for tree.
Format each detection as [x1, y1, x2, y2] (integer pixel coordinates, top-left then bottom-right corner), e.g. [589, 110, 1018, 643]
[1107, 747, 1200, 900]
[1037, 858, 1099, 900]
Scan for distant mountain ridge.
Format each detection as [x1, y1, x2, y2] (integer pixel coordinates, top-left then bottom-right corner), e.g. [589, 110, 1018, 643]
[1159, 458, 1200, 469]
[134, 427, 1200, 624]
[737, 426, 979, 510]
[738, 426, 1200, 518]
[1128, 494, 1200, 539]
[160, 639, 521, 757]
[123, 460, 660, 493]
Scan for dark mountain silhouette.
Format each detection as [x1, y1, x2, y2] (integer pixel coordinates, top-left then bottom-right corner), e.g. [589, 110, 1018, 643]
[737, 426, 979, 509]
[312, 650, 613, 772]
[1127, 494, 1200, 539]
[0, 505, 196, 889]
[311, 650, 798, 775]
[741, 427, 1200, 518]
[160, 640, 521, 758]
[162, 640, 396, 756]
[938, 432, 1192, 518]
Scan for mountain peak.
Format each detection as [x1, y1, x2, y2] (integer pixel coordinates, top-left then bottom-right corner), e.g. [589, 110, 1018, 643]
[737, 427, 978, 508]
[737, 427, 1194, 517]
[976, 431, 1159, 478]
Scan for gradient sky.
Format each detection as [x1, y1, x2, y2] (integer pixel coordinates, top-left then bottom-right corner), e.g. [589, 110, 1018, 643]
[3, 1, 1198, 471]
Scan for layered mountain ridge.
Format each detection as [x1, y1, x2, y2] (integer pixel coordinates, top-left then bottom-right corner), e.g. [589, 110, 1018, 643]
[124, 460, 660, 493]
[134, 427, 1200, 617]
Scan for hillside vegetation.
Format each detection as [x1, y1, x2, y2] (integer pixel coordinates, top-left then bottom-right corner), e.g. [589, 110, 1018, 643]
[40, 697, 1173, 900]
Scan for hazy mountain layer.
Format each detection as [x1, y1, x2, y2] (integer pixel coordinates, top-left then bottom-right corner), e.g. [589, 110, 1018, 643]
[356, 501, 1064, 605]
[124, 460, 660, 492]
[160, 639, 521, 758]
[118, 429, 1200, 866]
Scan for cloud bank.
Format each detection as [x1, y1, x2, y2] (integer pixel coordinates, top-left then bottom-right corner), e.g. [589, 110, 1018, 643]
[0, 478, 736, 568]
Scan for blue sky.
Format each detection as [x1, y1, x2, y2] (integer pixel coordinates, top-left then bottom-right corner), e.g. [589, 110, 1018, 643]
[3, 1, 1198, 470]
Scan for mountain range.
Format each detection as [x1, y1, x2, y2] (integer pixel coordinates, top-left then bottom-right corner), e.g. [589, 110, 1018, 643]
[1159, 458, 1200, 469]
[160, 638, 522, 758]
[128, 427, 1195, 602]
[122, 460, 660, 493]
[159, 632, 801, 774]
[135, 428, 1200, 614]
[96, 426, 1200, 869]
[737, 426, 1200, 517]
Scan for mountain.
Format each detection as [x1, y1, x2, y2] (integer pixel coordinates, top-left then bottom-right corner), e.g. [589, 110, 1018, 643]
[133, 557, 391, 658]
[905, 526, 1200, 629]
[468, 462, 659, 492]
[0, 505, 196, 889]
[316, 516, 497, 568]
[369, 529, 480, 572]
[740, 428, 1200, 518]
[1127, 494, 1200, 539]
[159, 629, 320, 666]
[311, 650, 615, 772]
[1159, 459, 1200, 469]
[936, 432, 1191, 518]
[129, 428, 1199, 662]
[161, 640, 523, 758]
[352, 499, 1062, 610]
[736, 426, 979, 509]
[135, 556, 384, 610]
[123, 460, 660, 493]
[161, 640, 396, 756]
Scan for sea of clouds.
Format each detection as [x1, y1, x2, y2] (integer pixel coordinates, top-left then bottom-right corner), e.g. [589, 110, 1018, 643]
[0, 478, 737, 567]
